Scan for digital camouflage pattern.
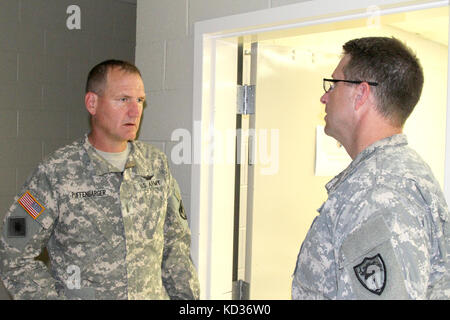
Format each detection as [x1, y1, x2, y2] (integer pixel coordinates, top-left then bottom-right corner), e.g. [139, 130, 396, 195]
[0, 135, 200, 300]
[292, 134, 450, 299]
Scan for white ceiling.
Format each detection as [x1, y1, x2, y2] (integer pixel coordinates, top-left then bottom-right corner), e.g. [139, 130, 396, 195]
[259, 6, 448, 50]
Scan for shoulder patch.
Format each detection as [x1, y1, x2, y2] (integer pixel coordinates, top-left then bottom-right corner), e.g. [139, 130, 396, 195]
[341, 215, 409, 299]
[353, 253, 386, 296]
[18, 191, 46, 219]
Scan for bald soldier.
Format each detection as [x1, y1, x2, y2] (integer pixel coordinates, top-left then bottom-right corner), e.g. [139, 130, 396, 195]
[292, 37, 450, 299]
[0, 60, 200, 300]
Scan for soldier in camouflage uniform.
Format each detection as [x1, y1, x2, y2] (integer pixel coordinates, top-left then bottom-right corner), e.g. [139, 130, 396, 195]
[0, 60, 200, 300]
[292, 37, 450, 299]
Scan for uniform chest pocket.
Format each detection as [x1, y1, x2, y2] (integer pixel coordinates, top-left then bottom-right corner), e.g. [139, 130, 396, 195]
[57, 196, 122, 247]
[123, 186, 166, 240]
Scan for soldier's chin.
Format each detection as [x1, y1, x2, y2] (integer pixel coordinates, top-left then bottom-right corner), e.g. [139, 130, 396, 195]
[124, 133, 137, 142]
[324, 124, 332, 137]
[123, 128, 139, 141]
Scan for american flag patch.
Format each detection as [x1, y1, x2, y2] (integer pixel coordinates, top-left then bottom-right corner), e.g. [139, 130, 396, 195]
[18, 191, 45, 219]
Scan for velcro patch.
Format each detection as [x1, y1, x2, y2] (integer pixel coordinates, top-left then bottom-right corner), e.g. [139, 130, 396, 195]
[7, 217, 26, 238]
[18, 191, 45, 219]
[341, 215, 409, 299]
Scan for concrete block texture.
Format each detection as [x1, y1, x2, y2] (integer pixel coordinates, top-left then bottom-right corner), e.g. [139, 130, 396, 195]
[0, 0, 136, 300]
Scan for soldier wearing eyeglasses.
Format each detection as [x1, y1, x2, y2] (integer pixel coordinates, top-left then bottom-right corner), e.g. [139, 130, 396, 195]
[292, 37, 449, 300]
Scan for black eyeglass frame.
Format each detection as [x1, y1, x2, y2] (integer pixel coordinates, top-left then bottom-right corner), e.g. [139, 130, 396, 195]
[323, 78, 379, 93]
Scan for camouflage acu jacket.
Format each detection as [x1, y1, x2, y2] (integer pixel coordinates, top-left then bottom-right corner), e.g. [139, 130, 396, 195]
[292, 134, 450, 299]
[0, 135, 200, 300]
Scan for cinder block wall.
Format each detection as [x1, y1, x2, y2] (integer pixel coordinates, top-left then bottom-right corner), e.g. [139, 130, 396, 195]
[135, 0, 311, 223]
[0, 0, 136, 300]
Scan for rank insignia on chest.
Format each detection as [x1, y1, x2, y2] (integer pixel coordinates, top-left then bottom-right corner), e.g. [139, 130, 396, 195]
[353, 254, 386, 296]
[18, 191, 46, 219]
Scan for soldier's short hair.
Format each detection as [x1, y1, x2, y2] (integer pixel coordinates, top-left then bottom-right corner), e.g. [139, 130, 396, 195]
[85, 59, 142, 95]
[342, 37, 424, 128]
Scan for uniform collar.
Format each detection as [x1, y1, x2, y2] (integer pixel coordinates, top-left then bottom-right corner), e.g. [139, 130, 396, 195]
[82, 134, 151, 177]
[325, 134, 408, 194]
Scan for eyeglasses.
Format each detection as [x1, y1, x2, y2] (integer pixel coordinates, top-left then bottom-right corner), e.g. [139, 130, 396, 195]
[323, 78, 379, 93]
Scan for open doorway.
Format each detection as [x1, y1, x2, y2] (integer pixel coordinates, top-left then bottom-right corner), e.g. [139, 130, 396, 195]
[191, 1, 450, 300]
[243, 7, 448, 299]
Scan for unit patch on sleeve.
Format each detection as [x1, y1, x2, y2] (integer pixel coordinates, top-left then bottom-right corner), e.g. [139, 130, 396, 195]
[353, 253, 386, 296]
[18, 191, 46, 219]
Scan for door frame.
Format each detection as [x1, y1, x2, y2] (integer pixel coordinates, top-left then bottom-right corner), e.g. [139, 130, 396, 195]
[190, 0, 450, 299]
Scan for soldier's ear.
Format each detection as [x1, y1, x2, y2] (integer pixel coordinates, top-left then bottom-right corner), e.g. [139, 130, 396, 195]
[354, 82, 370, 111]
[85, 92, 98, 116]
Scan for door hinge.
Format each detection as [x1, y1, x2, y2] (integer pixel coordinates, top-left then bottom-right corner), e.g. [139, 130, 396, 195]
[237, 85, 255, 115]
